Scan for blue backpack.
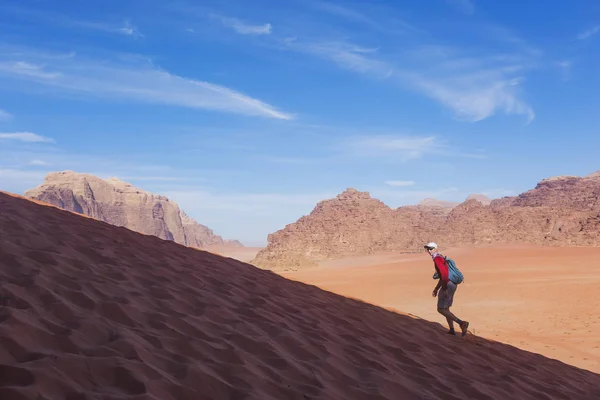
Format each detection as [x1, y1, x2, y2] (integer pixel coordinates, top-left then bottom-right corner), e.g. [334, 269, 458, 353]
[445, 257, 464, 284]
[432, 256, 464, 284]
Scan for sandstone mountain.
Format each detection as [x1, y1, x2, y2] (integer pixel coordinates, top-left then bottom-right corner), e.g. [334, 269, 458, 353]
[24, 171, 242, 249]
[466, 193, 492, 205]
[418, 198, 459, 209]
[417, 194, 490, 214]
[252, 171, 600, 270]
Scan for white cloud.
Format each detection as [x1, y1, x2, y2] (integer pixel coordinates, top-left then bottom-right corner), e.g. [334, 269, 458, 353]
[345, 135, 436, 160]
[313, 2, 376, 26]
[0, 109, 12, 121]
[577, 25, 600, 40]
[0, 50, 292, 120]
[556, 60, 572, 81]
[283, 35, 535, 122]
[340, 134, 485, 161]
[396, 45, 536, 123]
[557, 60, 572, 70]
[29, 159, 51, 166]
[284, 40, 393, 78]
[408, 73, 535, 123]
[4, 6, 142, 38]
[74, 19, 143, 38]
[384, 180, 416, 187]
[446, 0, 475, 15]
[113, 21, 143, 37]
[0, 132, 54, 143]
[213, 14, 272, 35]
[0, 61, 62, 79]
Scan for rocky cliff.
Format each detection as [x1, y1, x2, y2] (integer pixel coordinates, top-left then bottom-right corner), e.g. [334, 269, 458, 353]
[252, 172, 600, 270]
[24, 171, 243, 249]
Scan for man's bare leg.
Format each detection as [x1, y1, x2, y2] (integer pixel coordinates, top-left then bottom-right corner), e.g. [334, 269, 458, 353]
[446, 316, 455, 334]
[438, 308, 469, 336]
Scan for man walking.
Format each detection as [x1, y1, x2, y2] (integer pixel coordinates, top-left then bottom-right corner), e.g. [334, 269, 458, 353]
[425, 242, 469, 336]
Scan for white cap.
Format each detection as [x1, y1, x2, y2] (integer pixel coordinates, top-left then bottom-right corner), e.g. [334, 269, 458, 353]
[424, 242, 438, 250]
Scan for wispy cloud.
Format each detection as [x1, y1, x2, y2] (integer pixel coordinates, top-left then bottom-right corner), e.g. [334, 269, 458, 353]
[577, 25, 600, 40]
[313, 2, 377, 26]
[3, 5, 142, 38]
[384, 180, 416, 187]
[342, 134, 485, 161]
[0, 49, 292, 120]
[0, 61, 62, 79]
[407, 72, 535, 123]
[283, 39, 393, 78]
[286, 34, 536, 122]
[556, 60, 572, 81]
[0, 109, 12, 121]
[347, 135, 435, 160]
[29, 159, 51, 166]
[312, 2, 423, 35]
[74, 19, 143, 38]
[212, 14, 272, 35]
[0, 132, 54, 143]
[446, 0, 475, 15]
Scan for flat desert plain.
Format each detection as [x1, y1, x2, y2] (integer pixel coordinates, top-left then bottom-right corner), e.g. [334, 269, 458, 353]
[203, 245, 263, 263]
[282, 245, 600, 374]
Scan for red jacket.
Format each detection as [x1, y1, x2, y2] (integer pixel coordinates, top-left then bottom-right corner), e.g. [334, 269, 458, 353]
[433, 253, 449, 289]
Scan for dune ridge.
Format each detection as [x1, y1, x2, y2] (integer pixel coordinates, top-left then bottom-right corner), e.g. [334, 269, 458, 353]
[1, 192, 600, 399]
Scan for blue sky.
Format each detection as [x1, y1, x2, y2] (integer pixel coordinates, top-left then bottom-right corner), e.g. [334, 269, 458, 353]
[1, 0, 599, 246]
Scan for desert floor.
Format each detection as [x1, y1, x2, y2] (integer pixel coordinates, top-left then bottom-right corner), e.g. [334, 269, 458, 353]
[282, 245, 600, 374]
[204, 246, 263, 263]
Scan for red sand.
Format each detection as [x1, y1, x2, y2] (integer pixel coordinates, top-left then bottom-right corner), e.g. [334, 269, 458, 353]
[1, 192, 600, 399]
[285, 246, 600, 374]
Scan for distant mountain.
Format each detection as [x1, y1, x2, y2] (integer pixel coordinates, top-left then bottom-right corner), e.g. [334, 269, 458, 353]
[251, 171, 600, 270]
[25, 171, 243, 249]
[418, 198, 459, 209]
[465, 194, 492, 205]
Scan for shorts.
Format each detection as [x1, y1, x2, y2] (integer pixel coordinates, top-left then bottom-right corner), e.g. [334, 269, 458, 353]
[437, 281, 457, 309]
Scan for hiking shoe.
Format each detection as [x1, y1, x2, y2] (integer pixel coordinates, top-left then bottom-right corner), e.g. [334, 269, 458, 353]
[460, 321, 469, 337]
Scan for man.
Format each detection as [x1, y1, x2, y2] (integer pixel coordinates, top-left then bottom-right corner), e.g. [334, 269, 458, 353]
[425, 242, 469, 336]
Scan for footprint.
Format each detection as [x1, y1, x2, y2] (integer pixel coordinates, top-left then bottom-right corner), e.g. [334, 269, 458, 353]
[113, 366, 147, 395]
[0, 365, 35, 387]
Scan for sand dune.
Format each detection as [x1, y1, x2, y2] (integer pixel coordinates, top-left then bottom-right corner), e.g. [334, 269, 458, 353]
[285, 245, 600, 374]
[1, 192, 600, 399]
